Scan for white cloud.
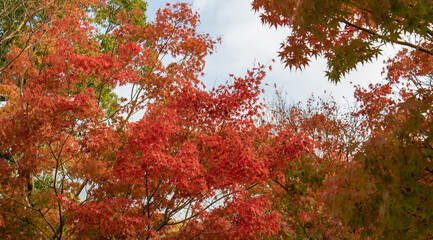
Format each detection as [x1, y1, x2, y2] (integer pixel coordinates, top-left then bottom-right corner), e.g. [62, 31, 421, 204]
[192, 0, 217, 11]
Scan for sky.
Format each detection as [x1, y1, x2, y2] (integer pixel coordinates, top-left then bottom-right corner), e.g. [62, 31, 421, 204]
[144, 0, 395, 105]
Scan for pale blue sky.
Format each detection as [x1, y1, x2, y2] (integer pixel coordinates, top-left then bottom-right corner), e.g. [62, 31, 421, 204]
[143, 0, 393, 104]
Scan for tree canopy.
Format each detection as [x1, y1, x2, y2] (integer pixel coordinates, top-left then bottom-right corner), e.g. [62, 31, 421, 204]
[0, 0, 432, 239]
[252, 0, 433, 82]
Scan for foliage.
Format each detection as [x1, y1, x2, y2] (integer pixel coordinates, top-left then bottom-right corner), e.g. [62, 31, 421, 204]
[0, 0, 56, 74]
[263, 93, 367, 239]
[2, 0, 433, 239]
[0, 1, 307, 239]
[253, 0, 433, 238]
[252, 0, 433, 82]
[325, 68, 433, 239]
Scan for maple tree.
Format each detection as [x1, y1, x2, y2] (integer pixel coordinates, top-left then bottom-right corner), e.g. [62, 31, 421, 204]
[0, 0, 56, 75]
[261, 93, 368, 239]
[261, 63, 433, 239]
[0, 1, 308, 239]
[252, 0, 433, 82]
[252, 0, 433, 238]
[2, 0, 432, 238]
[324, 59, 433, 239]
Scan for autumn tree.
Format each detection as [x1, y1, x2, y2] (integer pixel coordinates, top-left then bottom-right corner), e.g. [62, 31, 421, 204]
[260, 92, 369, 239]
[324, 54, 433, 239]
[252, 0, 433, 238]
[0, 1, 307, 239]
[252, 0, 433, 82]
[0, 0, 57, 76]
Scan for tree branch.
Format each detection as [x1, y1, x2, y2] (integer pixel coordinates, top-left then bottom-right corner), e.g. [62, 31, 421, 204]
[341, 19, 433, 56]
